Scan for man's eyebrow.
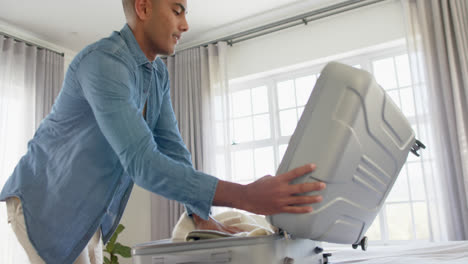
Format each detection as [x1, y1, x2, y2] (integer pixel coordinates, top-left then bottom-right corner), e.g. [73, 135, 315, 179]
[174, 3, 187, 14]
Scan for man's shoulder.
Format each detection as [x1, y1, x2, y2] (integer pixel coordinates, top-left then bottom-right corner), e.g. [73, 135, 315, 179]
[73, 31, 135, 70]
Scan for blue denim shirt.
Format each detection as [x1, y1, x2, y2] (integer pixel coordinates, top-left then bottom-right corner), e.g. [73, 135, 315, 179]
[0, 24, 218, 264]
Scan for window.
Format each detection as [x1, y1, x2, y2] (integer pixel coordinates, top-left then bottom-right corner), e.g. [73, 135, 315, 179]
[365, 52, 431, 243]
[219, 42, 432, 244]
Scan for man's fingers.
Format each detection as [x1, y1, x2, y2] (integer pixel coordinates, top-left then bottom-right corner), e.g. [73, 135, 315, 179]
[290, 181, 326, 194]
[285, 195, 323, 205]
[280, 163, 316, 181]
[282, 206, 314, 214]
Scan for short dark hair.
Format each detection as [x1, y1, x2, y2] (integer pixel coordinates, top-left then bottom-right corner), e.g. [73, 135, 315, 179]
[122, 0, 136, 21]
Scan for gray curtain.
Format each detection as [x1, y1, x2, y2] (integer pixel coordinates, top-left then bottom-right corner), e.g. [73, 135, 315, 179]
[35, 49, 64, 128]
[151, 43, 228, 240]
[403, 0, 468, 240]
[0, 35, 64, 263]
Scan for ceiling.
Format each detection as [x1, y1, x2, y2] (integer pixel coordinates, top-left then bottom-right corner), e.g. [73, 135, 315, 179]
[0, 0, 344, 53]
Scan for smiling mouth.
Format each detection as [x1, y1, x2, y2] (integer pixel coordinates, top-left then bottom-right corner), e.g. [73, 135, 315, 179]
[173, 34, 181, 43]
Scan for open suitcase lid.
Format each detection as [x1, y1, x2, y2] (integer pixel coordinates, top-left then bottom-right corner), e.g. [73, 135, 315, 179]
[266, 62, 424, 246]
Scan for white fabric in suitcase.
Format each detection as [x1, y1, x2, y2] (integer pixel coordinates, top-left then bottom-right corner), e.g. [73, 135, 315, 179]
[267, 62, 418, 245]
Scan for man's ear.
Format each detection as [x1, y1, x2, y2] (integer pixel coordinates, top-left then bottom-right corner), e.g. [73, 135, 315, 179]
[134, 0, 153, 21]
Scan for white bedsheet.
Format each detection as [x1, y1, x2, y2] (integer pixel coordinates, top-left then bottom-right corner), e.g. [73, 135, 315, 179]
[328, 241, 468, 264]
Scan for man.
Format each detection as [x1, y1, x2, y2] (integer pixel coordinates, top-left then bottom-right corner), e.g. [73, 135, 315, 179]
[0, 0, 326, 263]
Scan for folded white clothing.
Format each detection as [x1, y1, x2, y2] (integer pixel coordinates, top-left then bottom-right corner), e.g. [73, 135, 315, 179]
[171, 210, 277, 242]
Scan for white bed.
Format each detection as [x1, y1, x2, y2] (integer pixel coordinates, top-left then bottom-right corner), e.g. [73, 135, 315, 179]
[328, 241, 468, 264]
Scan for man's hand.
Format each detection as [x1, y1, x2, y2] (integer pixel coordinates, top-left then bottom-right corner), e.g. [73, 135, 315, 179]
[243, 163, 325, 215]
[192, 214, 243, 234]
[213, 164, 325, 215]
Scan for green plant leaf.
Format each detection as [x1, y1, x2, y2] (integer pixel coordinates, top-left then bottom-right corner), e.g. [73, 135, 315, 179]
[106, 242, 114, 254]
[103, 256, 111, 264]
[114, 243, 132, 258]
[111, 255, 118, 264]
[106, 224, 125, 253]
[115, 224, 125, 235]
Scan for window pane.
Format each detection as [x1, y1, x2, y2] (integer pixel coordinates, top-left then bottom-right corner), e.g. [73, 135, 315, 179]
[279, 109, 298, 136]
[400, 88, 416, 117]
[216, 154, 226, 180]
[216, 122, 225, 146]
[278, 144, 288, 164]
[233, 117, 253, 143]
[387, 90, 401, 108]
[366, 215, 381, 240]
[416, 123, 429, 159]
[386, 165, 410, 202]
[253, 114, 271, 140]
[373, 58, 397, 90]
[413, 202, 430, 240]
[232, 89, 251, 117]
[254, 147, 275, 179]
[297, 107, 305, 120]
[387, 203, 413, 240]
[296, 75, 316, 106]
[232, 149, 254, 182]
[214, 96, 224, 121]
[277, 80, 296, 109]
[252, 86, 269, 114]
[395, 54, 412, 87]
[229, 120, 234, 145]
[411, 124, 420, 139]
[408, 163, 426, 201]
[416, 123, 427, 144]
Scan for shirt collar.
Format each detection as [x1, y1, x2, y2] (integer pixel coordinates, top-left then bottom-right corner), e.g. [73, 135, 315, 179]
[120, 24, 157, 68]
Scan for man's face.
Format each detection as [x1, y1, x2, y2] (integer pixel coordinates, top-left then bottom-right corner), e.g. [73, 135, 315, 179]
[144, 0, 189, 56]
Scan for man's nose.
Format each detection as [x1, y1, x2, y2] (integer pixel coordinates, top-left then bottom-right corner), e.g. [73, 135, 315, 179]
[180, 15, 189, 32]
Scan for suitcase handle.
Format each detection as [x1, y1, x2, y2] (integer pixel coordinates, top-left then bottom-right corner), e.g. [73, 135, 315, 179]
[410, 139, 426, 157]
[152, 250, 231, 264]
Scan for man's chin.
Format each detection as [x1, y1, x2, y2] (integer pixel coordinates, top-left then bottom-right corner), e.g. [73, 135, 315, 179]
[161, 47, 176, 56]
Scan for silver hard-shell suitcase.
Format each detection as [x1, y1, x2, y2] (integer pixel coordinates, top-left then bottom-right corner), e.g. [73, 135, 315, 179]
[132, 62, 424, 263]
[132, 234, 325, 264]
[267, 62, 424, 248]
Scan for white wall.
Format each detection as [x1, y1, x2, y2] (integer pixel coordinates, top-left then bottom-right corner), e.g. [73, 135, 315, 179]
[227, 0, 406, 80]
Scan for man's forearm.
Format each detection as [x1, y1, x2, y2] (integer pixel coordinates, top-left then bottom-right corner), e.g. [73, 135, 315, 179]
[212, 180, 246, 210]
[209, 164, 325, 216]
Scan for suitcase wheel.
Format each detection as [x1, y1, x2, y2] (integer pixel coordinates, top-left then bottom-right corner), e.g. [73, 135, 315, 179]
[352, 236, 368, 251]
